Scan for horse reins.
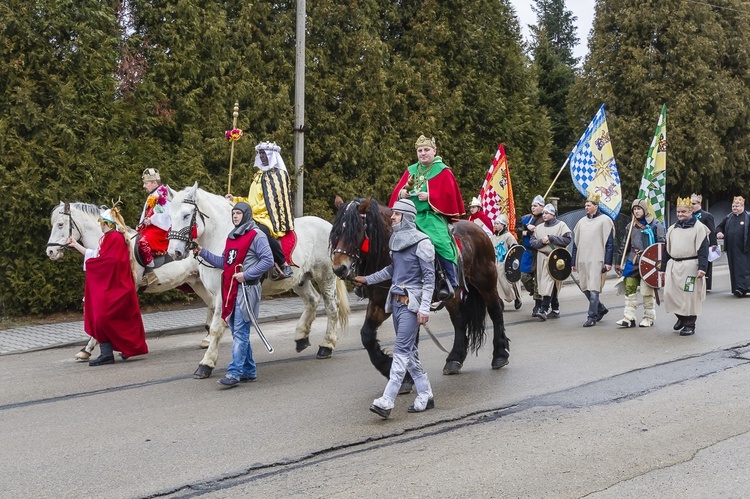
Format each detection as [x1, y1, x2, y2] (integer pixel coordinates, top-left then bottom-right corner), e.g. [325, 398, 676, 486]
[46, 202, 82, 251]
[167, 197, 216, 268]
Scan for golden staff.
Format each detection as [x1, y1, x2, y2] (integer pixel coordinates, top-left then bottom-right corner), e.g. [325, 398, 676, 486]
[227, 102, 240, 195]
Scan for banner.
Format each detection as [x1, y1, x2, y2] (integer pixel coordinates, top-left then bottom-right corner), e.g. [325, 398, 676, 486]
[638, 104, 667, 222]
[568, 104, 622, 219]
[479, 143, 515, 234]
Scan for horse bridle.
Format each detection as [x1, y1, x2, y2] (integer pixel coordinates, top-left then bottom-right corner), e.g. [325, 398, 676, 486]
[167, 197, 210, 251]
[331, 201, 369, 280]
[46, 202, 82, 251]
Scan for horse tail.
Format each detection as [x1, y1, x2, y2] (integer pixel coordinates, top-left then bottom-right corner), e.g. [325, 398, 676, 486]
[463, 283, 487, 353]
[336, 278, 350, 331]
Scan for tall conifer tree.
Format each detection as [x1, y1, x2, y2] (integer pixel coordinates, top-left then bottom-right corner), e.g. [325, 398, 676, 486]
[569, 0, 750, 200]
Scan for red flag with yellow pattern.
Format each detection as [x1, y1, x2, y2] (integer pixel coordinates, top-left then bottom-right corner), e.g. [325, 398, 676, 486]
[479, 143, 515, 234]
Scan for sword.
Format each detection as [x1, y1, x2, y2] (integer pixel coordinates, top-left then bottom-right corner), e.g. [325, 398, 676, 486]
[568, 272, 588, 297]
[421, 322, 448, 353]
[237, 265, 274, 353]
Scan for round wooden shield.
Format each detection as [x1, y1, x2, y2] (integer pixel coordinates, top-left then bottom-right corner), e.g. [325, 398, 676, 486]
[639, 242, 665, 289]
[504, 244, 525, 283]
[548, 247, 572, 281]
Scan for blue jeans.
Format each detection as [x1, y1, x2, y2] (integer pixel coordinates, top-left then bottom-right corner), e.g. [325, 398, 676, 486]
[226, 300, 256, 380]
[437, 255, 458, 287]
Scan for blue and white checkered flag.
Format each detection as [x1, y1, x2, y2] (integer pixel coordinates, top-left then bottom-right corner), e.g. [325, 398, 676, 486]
[568, 104, 622, 220]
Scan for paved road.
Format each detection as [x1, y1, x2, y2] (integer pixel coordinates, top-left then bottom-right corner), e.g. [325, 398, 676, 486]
[0, 292, 368, 356]
[2, 265, 749, 498]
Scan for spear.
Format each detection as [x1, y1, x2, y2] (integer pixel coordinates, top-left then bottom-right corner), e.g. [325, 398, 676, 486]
[226, 102, 240, 195]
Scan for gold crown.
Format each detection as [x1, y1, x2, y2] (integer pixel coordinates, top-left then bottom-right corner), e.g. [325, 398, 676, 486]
[734, 196, 746, 204]
[586, 191, 601, 204]
[415, 134, 436, 149]
[676, 196, 692, 209]
[142, 168, 160, 182]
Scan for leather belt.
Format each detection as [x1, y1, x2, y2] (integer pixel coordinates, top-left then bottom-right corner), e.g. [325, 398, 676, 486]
[672, 256, 698, 262]
[394, 294, 409, 305]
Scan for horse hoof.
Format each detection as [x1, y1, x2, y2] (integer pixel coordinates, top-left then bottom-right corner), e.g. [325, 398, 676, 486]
[199, 340, 210, 349]
[443, 361, 463, 375]
[491, 357, 509, 370]
[295, 338, 311, 353]
[398, 380, 414, 395]
[75, 351, 91, 362]
[193, 365, 213, 379]
[316, 347, 333, 359]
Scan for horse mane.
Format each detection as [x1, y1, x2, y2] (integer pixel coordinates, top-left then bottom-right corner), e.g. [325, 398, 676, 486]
[330, 197, 392, 276]
[51, 202, 101, 218]
[361, 198, 391, 276]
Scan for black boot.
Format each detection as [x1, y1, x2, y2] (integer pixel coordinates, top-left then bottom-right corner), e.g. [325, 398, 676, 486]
[89, 342, 115, 366]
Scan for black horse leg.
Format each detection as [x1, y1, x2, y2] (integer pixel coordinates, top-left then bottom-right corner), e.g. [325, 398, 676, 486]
[488, 301, 510, 369]
[443, 305, 467, 375]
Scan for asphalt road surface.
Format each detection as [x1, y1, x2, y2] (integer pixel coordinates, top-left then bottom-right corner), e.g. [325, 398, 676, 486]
[2, 267, 750, 498]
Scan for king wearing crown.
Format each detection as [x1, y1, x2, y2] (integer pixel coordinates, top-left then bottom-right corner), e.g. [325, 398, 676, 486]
[661, 195, 711, 336]
[572, 190, 615, 327]
[389, 135, 465, 298]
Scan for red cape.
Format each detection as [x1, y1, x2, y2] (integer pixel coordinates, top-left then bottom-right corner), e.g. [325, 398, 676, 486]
[84, 231, 148, 357]
[469, 210, 493, 233]
[389, 162, 465, 220]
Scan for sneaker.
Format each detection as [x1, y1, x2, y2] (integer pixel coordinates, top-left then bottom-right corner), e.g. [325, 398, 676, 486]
[218, 376, 240, 388]
[239, 376, 257, 383]
[616, 318, 636, 328]
[548, 310, 560, 319]
[536, 311, 547, 321]
[531, 306, 540, 318]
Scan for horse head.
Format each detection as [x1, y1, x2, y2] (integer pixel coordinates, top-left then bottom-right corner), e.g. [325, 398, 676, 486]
[330, 196, 391, 280]
[168, 182, 205, 260]
[46, 202, 100, 260]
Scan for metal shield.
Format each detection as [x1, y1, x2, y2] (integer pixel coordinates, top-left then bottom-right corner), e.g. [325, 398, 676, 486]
[547, 248, 572, 281]
[639, 242, 665, 289]
[504, 244, 525, 283]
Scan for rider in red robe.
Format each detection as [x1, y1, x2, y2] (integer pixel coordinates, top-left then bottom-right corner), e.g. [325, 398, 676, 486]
[467, 196, 493, 237]
[68, 208, 148, 365]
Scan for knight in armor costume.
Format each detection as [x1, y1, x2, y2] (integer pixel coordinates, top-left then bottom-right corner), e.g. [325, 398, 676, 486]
[572, 192, 614, 327]
[137, 168, 171, 288]
[716, 196, 750, 297]
[193, 202, 274, 387]
[529, 204, 571, 320]
[690, 193, 717, 290]
[228, 142, 294, 279]
[614, 199, 666, 328]
[516, 195, 546, 316]
[390, 135, 464, 301]
[354, 199, 436, 418]
[467, 197, 493, 238]
[491, 214, 522, 309]
[660, 196, 710, 336]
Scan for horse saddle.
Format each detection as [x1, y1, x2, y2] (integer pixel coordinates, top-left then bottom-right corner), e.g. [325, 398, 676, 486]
[133, 233, 174, 269]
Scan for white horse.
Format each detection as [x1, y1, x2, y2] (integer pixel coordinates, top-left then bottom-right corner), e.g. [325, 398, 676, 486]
[167, 183, 350, 379]
[46, 201, 216, 360]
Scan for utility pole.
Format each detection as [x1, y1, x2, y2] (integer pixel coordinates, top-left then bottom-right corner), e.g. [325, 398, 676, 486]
[293, 0, 306, 218]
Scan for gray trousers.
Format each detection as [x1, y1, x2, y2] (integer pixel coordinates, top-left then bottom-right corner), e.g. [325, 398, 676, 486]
[584, 290, 607, 320]
[381, 299, 432, 405]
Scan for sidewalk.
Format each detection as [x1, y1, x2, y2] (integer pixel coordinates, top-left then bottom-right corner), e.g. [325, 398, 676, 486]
[0, 292, 369, 356]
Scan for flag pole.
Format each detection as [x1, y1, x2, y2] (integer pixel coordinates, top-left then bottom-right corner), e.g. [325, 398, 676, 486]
[543, 157, 570, 200]
[227, 102, 239, 195]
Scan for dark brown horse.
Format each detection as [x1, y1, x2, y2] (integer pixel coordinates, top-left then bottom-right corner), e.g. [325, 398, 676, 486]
[330, 196, 509, 381]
